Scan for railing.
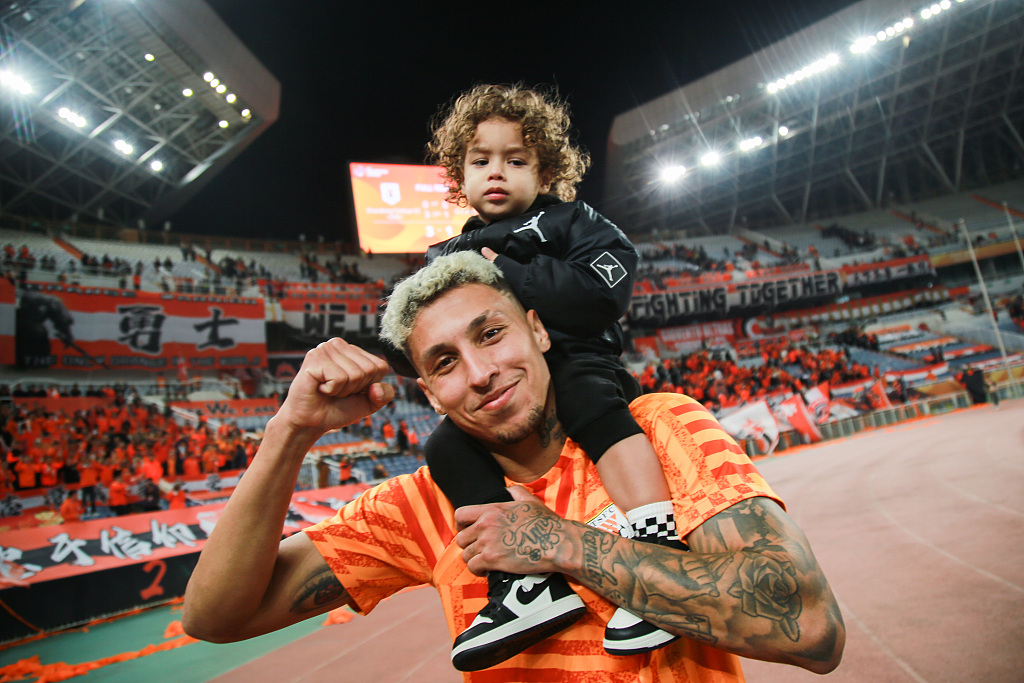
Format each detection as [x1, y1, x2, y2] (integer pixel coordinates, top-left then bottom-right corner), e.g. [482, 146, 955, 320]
[940, 322, 1024, 353]
[741, 392, 974, 457]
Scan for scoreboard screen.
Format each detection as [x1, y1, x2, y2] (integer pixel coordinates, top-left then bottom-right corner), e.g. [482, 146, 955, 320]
[349, 162, 476, 253]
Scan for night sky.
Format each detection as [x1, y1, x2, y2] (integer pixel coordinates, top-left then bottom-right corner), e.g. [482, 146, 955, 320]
[169, 0, 859, 244]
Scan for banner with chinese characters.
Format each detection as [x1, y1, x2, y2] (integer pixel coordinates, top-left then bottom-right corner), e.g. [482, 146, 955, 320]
[840, 254, 935, 286]
[14, 284, 266, 371]
[0, 277, 14, 365]
[278, 293, 380, 345]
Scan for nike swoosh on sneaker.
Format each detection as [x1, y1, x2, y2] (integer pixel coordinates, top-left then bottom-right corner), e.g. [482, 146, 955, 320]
[505, 575, 554, 614]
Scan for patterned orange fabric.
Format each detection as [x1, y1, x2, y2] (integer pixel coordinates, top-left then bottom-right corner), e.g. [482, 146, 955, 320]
[307, 393, 782, 682]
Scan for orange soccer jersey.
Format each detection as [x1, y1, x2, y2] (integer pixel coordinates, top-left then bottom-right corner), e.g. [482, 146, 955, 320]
[307, 393, 782, 682]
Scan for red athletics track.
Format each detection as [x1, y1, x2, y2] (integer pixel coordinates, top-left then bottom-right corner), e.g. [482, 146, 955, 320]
[207, 399, 1024, 682]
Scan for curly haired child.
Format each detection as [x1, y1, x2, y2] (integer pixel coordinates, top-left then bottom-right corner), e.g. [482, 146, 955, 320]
[385, 84, 685, 671]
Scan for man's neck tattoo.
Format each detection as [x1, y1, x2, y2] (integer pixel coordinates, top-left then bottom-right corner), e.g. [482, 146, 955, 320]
[537, 408, 565, 448]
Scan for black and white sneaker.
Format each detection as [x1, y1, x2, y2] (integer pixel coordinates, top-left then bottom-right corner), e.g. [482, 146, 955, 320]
[451, 571, 586, 671]
[603, 608, 680, 656]
[603, 524, 689, 656]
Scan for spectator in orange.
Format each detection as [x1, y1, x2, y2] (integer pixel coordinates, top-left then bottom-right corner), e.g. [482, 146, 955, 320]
[183, 452, 201, 477]
[139, 452, 163, 482]
[15, 457, 36, 490]
[79, 457, 98, 515]
[167, 480, 188, 510]
[39, 457, 59, 488]
[59, 490, 83, 523]
[108, 472, 130, 516]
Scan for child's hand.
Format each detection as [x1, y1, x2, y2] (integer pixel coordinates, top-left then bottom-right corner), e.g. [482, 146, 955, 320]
[480, 247, 499, 262]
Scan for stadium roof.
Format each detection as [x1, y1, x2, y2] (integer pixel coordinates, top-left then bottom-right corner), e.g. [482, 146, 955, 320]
[0, 0, 279, 228]
[604, 0, 1024, 237]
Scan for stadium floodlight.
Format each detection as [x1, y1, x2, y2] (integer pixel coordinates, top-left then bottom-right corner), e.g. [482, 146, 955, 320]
[739, 136, 763, 152]
[660, 165, 687, 182]
[940, 0, 951, 9]
[182, 88, 193, 97]
[57, 107, 87, 128]
[218, 120, 229, 128]
[0, 70, 32, 95]
[700, 151, 721, 167]
[921, 8, 933, 18]
[215, 84, 226, 94]
[114, 139, 134, 155]
[225, 93, 236, 103]
[778, 125, 790, 137]
[203, 72, 214, 82]
[209, 78, 220, 88]
[144, 53, 155, 62]
[240, 109, 251, 118]
[150, 160, 163, 172]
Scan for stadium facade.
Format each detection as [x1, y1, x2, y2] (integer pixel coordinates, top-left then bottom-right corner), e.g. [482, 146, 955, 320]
[603, 0, 1024, 238]
[0, 0, 280, 228]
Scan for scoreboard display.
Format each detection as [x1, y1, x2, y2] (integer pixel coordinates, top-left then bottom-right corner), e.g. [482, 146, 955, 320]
[349, 162, 476, 253]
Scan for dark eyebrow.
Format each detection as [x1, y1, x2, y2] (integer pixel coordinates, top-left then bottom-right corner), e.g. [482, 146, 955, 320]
[417, 310, 495, 369]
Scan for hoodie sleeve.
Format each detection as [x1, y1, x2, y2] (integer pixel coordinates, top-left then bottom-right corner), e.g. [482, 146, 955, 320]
[494, 202, 638, 338]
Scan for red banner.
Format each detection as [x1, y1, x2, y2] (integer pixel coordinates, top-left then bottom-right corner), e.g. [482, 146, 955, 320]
[653, 321, 736, 353]
[0, 278, 14, 365]
[278, 290, 380, 341]
[169, 398, 279, 419]
[14, 284, 266, 371]
[0, 484, 367, 587]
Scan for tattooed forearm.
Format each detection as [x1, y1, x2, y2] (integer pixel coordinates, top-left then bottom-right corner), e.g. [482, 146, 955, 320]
[562, 497, 843, 670]
[580, 528, 622, 601]
[291, 565, 348, 614]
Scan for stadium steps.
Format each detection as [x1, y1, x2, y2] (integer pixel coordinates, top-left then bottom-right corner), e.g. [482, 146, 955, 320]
[52, 235, 83, 260]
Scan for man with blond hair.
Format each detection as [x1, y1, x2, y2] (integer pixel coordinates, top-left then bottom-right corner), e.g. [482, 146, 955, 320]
[184, 251, 844, 681]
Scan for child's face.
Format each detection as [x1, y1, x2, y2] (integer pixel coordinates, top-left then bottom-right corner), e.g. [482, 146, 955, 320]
[462, 118, 551, 224]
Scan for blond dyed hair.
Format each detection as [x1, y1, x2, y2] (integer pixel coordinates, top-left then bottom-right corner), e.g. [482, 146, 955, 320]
[380, 251, 515, 358]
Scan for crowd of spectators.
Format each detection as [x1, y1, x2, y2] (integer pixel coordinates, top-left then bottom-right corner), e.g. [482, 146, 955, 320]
[821, 223, 877, 252]
[0, 388, 259, 519]
[828, 326, 880, 351]
[634, 339, 875, 412]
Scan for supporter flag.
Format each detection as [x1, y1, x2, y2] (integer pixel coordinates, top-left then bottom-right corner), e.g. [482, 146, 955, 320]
[776, 394, 823, 443]
[804, 382, 831, 425]
[719, 401, 780, 455]
[866, 379, 894, 409]
[0, 277, 14, 365]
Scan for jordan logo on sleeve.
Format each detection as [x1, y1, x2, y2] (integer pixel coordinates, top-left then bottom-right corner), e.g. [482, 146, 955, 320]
[513, 211, 547, 242]
[590, 252, 627, 288]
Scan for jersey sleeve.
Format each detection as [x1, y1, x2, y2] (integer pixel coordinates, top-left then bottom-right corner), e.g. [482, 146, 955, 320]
[630, 393, 784, 537]
[304, 468, 456, 615]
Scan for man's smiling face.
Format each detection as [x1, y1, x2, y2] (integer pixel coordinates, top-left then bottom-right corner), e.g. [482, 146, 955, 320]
[408, 283, 552, 449]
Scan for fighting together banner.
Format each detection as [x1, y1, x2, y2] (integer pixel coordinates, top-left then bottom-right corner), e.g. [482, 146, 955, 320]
[629, 255, 936, 326]
[13, 284, 266, 371]
[630, 271, 842, 326]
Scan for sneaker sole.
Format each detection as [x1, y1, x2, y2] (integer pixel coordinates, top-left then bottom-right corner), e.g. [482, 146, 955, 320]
[451, 595, 587, 671]
[603, 629, 681, 656]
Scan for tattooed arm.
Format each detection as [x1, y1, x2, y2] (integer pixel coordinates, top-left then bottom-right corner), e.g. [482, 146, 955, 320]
[456, 488, 844, 674]
[182, 339, 391, 642]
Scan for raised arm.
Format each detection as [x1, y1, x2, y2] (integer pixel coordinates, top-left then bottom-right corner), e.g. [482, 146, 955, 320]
[455, 490, 844, 674]
[182, 339, 394, 643]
